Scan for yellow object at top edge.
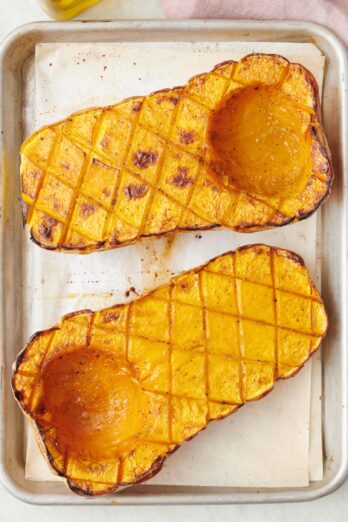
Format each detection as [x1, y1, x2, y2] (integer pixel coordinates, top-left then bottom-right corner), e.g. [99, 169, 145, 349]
[37, 0, 100, 20]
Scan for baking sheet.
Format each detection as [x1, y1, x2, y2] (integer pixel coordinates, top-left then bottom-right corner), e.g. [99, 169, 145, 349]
[24, 41, 324, 487]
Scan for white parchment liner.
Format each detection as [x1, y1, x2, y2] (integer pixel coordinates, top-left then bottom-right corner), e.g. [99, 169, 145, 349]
[23, 41, 324, 487]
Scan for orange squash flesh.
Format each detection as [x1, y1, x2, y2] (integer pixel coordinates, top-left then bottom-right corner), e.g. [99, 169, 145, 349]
[41, 349, 144, 461]
[209, 85, 313, 199]
[19, 54, 333, 253]
[12, 245, 328, 495]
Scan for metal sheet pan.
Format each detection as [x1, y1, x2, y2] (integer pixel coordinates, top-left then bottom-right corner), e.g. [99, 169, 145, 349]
[0, 20, 347, 505]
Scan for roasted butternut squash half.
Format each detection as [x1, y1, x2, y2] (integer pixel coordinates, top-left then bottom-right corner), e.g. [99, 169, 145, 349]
[12, 245, 328, 495]
[20, 54, 333, 253]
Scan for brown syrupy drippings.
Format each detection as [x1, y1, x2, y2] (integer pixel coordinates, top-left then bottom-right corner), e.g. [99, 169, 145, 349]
[79, 202, 96, 217]
[38, 217, 56, 239]
[124, 184, 148, 199]
[133, 150, 157, 169]
[171, 167, 193, 188]
[179, 130, 195, 145]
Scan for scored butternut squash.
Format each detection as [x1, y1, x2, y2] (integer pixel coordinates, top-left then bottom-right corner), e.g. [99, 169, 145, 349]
[12, 245, 328, 496]
[20, 54, 333, 253]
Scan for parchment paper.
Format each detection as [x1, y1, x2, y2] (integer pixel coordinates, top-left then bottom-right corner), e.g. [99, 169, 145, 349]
[24, 41, 324, 487]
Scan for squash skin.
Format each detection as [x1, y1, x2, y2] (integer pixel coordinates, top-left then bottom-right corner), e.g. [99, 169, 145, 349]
[12, 244, 328, 496]
[20, 54, 333, 253]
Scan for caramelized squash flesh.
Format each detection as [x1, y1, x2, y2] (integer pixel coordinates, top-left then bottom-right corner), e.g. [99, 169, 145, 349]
[42, 349, 144, 460]
[12, 245, 328, 495]
[209, 85, 313, 199]
[20, 54, 333, 252]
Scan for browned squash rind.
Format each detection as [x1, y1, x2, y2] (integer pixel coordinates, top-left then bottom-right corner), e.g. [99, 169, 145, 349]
[12, 244, 328, 496]
[20, 54, 333, 253]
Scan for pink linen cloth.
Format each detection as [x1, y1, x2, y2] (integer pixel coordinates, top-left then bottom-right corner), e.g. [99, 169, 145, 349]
[160, 0, 348, 47]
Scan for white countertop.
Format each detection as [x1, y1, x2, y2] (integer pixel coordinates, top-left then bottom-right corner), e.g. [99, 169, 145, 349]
[1, 0, 347, 520]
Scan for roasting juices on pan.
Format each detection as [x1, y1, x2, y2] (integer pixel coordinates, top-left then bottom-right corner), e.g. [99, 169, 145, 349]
[19, 54, 333, 253]
[12, 245, 328, 496]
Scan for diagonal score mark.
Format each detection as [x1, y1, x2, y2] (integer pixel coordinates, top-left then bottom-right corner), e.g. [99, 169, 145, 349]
[232, 251, 245, 404]
[136, 92, 183, 238]
[269, 247, 279, 379]
[101, 102, 147, 244]
[58, 113, 105, 246]
[197, 271, 210, 420]
[25, 127, 63, 227]
[167, 284, 174, 445]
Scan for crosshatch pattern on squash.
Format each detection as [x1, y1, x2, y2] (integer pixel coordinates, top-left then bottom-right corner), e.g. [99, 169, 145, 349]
[20, 54, 333, 253]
